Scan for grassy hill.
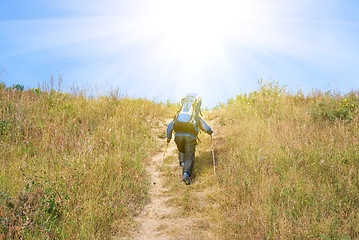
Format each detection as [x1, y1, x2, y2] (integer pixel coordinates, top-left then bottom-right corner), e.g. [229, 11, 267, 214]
[206, 83, 359, 239]
[154, 82, 359, 239]
[0, 85, 172, 239]
[1, 82, 359, 239]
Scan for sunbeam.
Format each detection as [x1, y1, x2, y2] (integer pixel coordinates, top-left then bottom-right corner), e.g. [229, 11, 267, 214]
[0, 0, 358, 107]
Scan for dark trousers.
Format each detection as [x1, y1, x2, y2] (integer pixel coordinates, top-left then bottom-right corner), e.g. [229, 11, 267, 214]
[174, 135, 196, 176]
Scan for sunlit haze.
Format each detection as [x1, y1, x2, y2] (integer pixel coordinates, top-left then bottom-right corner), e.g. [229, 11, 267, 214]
[0, 0, 358, 108]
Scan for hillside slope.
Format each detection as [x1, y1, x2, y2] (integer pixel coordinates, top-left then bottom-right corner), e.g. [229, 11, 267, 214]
[1, 82, 359, 239]
[203, 84, 359, 239]
[213, 84, 359, 239]
[128, 83, 359, 239]
[0, 87, 171, 239]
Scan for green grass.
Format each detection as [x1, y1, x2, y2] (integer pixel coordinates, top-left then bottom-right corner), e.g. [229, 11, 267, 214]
[1, 81, 359, 239]
[160, 82, 359, 239]
[0, 86, 171, 239]
[210, 82, 359, 239]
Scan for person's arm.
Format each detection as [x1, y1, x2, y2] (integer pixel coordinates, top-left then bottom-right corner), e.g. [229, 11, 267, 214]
[198, 117, 213, 135]
[167, 120, 174, 142]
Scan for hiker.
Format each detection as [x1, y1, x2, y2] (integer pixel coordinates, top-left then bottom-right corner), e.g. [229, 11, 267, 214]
[167, 93, 213, 185]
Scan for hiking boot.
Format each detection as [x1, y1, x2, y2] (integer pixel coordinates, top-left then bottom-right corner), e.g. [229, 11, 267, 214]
[182, 172, 191, 185]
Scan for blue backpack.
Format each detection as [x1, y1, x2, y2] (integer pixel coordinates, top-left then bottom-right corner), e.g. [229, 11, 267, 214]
[173, 93, 202, 135]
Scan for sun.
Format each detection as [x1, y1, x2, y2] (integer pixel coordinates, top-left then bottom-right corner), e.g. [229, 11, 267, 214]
[101, 0, 279, 105]
[144, 0, 257, 64]
[135, 0, 268, 99]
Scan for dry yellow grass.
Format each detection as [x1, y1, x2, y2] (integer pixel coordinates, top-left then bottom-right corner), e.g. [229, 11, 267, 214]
[0, 85, 171, 239]
[209, 83, 359, 239]
[160, 83, 359, 239]
[1, 81, 358, 239]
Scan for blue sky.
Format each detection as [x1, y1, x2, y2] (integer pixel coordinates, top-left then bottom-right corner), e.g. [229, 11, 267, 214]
[0, 0, 358, 108]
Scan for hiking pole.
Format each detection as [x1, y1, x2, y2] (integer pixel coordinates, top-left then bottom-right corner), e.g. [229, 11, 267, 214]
[154, 142, 169, 185]
[211, 135, 216, 175]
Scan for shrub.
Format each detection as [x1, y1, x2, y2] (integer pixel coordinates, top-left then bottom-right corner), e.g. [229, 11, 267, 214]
[311, 94, 358, 122]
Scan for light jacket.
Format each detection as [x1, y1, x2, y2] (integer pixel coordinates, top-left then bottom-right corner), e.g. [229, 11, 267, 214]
[167, 117, 213, 140]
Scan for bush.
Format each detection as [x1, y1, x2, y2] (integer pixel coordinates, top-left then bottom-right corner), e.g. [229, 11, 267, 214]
[311, 94, 358, 122]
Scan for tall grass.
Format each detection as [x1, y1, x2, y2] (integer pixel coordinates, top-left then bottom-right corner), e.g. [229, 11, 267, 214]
[213, 82, 359, 239]
[143, 82, 358, 239]
[2, 80, 358, 239]
[0, 85, 169, 239]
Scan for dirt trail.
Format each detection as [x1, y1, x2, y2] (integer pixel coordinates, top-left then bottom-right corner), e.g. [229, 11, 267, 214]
[131, 118, 193, 240]
[127, 114, 222, 240]
[132, 142, 179, 240]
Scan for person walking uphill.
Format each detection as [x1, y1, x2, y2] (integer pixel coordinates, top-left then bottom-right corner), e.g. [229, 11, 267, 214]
[167, 93, 213, 185]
